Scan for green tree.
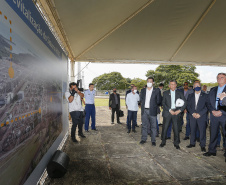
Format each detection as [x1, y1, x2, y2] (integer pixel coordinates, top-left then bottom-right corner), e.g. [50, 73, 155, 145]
[131, 78, 147, 90]
[92, 72, 127, 90]
[202, 82, 218, 88]
[146, 65, 199, 88]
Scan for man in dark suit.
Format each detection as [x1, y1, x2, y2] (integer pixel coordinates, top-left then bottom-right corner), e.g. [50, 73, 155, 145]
[186, 81, 208, 152]
[204, 73, 226, 157]
[139, 77, 162, 146]
[109, 88, 121, 124]
[160, 80, 187, 149]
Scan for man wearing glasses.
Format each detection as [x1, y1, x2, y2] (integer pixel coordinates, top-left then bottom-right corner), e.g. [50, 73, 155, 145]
[204, 73, 226, 157]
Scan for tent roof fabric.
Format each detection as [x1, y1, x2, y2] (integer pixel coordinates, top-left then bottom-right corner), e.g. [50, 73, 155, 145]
[52, 0, 226, 65]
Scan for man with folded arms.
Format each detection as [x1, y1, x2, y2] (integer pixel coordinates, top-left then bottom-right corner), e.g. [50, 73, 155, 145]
[160, 80, 187, 149]
[186, 81, 208, 152]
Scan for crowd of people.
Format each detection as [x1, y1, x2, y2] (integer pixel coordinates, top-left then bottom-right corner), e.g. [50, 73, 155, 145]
[65, 72, 226, 159]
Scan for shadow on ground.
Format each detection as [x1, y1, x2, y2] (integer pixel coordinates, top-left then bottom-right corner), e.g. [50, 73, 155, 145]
[44, 106, 226, 185]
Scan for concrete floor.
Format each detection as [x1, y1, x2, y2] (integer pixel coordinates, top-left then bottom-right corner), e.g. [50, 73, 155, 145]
[44, 106, 226, 185]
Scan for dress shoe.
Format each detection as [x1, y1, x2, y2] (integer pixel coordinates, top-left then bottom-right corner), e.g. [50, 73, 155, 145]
[135, 125, 139, 127]
[78, 133, 86, 138]
[132, 130, 136, 133]
[174, 145, 180, 149]
[71, 138, 78, 142]
[183, 136, 189, 140]
[152, 142, 156, 146]
[166, 137, 171, 140]
[186, 144, 195, 148]
[127, 130, 131, 133]
[117, 122, 122, 124]
[92, 128, 98, 131]
[159, 143, 165, 147]
[201, 147, 206, 152]
[203, 152, 216, 156]
[140, 140, 146, 144]
[111, 122, 114, 124]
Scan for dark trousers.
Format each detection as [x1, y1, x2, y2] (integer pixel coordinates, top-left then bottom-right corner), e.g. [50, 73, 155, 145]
[112, 104, 119, 123]
[209, 114, 226, 153]
[70, 111, 83, 138]
[217, 128, 226, 147]
[167, 122, 172, 137]
[85, 104, 96, 131]
[185, 113, 191, 137]
[156, 118, 159, 133]
[189, 115, 207, 147]
[128, 110, 137, 131]
[127, 110, 137, 127]
[161, 113, 181, 146]
[161, 118, 171, 139]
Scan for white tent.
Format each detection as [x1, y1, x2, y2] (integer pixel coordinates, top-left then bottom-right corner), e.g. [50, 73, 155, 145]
[38, 0, 226, 65]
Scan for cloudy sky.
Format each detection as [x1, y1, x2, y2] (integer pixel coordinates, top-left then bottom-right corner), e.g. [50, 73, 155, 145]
[76, 63, 226, 89]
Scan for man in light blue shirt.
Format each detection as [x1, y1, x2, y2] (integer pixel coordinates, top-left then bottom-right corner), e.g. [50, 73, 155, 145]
[84, 83, 96, 131]
[204, 73, 226, 157]
[126, 86, 140, 133]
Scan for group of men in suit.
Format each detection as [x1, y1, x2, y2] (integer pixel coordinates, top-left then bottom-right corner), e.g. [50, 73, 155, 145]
[119, 73, 226, 158]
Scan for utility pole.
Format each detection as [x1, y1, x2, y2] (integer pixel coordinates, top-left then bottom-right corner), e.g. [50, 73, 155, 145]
[70, 60, 75, 82]
[82, 71, 85, 89]
[77, 62, 82, 88]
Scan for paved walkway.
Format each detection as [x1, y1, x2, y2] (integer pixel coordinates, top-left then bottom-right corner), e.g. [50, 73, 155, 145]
[44, 106, 226, 185]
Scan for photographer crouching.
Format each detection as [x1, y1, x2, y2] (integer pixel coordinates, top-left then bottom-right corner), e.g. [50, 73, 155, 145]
[65, 82, 86, 142]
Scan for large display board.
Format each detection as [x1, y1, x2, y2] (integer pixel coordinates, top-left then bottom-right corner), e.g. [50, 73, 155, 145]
[0, 1, 68, 184]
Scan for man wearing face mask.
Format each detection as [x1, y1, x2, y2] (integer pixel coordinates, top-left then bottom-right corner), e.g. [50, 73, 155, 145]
[126, 86, 140, 133]
[65, 82, 86, 142]
[109, 88, 121, 124]
[139, 77, 162, 146]
[160, 80, 187, 149]
[126, 84, 139, 128]
[186, 81, 208, 152]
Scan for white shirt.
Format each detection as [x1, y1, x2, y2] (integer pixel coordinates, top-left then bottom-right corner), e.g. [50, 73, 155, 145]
[84, 89, 95, 104]
[126, 92, 140, 111]
[65, 91, 83, 112]
[145, 88, 153, 108]
[195, 92, 201, 109]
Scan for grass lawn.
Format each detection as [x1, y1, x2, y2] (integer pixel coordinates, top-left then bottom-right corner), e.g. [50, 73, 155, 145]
[94, 98, 125, 107]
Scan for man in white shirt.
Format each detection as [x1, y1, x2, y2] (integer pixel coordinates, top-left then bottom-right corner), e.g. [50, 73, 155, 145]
[139, 77, 162, 146]
[186, 81, 208, 152]
[65, 82, 85, 142]
[126, 86, 140, 133]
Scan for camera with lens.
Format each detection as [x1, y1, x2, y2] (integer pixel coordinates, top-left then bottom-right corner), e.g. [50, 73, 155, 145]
[77, 80, 83, 92]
